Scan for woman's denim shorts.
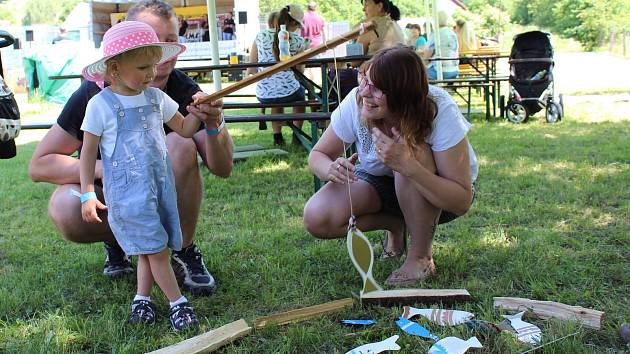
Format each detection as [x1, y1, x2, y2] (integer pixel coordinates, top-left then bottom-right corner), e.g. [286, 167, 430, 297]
[354, 167, 476, 225]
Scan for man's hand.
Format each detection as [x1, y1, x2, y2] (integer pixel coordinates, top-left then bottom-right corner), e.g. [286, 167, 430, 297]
[187, 92, 223, 128]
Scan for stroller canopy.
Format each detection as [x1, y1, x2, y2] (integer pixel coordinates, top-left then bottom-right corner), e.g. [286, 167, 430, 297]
[510, 31, 553, 60]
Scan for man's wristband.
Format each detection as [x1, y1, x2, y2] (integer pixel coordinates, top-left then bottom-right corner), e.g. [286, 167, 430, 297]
[205, 117, 225, 136]
[80, 192, 97, 204]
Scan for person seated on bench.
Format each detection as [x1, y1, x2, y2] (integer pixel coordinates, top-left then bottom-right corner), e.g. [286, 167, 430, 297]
[423, 11, 459, 80]
[303, 46, 478, 286]
[455, 19, 480, 65]
[406, 23, 427, 54]
[248, 4, 307, 146]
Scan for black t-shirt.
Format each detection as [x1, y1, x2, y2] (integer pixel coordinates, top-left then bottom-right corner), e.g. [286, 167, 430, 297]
[57, 69, 201, 142]
[223, 18, 235, 34]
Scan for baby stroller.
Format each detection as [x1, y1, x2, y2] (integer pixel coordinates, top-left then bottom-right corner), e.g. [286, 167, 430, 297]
[0, 30, 21, 159]
[502, 31, 563, 123]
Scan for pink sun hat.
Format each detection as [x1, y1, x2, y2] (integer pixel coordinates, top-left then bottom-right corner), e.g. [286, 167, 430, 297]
[82, 21, 185, 83]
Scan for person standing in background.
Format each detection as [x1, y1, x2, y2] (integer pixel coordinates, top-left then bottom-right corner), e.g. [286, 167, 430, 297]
[178, 16, 188, 43]
[222, 12, 236, 40]
[301, 2, 326, 49]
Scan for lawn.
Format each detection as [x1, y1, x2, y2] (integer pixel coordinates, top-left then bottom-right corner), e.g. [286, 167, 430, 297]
[0, 94, 628, 353]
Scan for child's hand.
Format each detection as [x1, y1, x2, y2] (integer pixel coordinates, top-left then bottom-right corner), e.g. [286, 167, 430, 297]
[81, 198, 107, 223]
[187, 92, 223, 126]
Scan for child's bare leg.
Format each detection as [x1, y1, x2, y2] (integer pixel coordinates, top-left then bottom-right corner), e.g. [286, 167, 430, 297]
[136, 254, 154, 296]
[128, 254, 158, 324]
[148, 249, 199, 330]
[146, 249, 182, 301]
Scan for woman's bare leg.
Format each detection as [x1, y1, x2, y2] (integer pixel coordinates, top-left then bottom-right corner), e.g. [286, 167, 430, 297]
[303, 179, 403, 238]
[385, 171, 441, 285]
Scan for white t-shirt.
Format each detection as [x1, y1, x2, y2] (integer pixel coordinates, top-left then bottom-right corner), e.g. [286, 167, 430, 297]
[427, 27, 460, 73]
[80, 88, 179, 158]
[331, 86, 478, 182]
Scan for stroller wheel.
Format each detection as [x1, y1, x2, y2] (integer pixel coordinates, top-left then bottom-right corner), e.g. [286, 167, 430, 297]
[506, 102, 529, 123]
[546, 102, 561, 123]
[559, 94, 564, 119]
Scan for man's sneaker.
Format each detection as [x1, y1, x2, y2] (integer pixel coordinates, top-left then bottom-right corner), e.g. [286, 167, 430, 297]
[127, 300, 156, 325]
[171, 243, 216, 296]
[103, 242, 133, 278]
[169, 302, 199, 331]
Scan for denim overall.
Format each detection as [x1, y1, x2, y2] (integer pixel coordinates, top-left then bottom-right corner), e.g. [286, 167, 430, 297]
[100, 87, 182, 255]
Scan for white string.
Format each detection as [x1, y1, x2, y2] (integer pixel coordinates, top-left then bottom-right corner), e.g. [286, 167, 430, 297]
[518, 331, 580, 354]
[323, 31, 355, 224]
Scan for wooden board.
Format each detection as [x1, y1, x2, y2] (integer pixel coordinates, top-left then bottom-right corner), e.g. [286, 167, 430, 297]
[360, 289, 472, 306]
[194, 22, 375, 104]
[233, 144, 265, 153]
[493, 297, 605, 330]
[252, 298, 353, 329]
[147, 318, 251, 354]
[233, 148, 288, 162]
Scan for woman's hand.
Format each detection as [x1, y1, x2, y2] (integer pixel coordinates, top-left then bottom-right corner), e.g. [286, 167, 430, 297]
[372, 127, 435, 176]
[327, 153, 359, 184]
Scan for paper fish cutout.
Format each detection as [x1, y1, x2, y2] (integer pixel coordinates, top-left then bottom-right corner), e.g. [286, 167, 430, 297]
[347, 221, 382, 295]
[501, 312, 542, 344]
[341, 320, 376, 326]
[395, 316, 440, 341]
[464, 320, 502, 335]
[345, 335, 401, 354]
[402, 306, 475, 326]
[429, 336, 483, 354]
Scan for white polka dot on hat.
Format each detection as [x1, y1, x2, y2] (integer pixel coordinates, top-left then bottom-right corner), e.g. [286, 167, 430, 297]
[82, 20, 186, 83]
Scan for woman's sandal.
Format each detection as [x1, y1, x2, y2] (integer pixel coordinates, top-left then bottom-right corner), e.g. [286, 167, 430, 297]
[380, 228, 407, 260]
[384, 260, 436, 287]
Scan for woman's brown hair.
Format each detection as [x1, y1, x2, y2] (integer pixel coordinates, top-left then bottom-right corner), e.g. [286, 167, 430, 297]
[359, 45, 436, 147]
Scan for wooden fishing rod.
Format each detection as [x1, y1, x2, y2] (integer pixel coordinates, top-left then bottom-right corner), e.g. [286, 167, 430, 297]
[193, 22, 376, 105]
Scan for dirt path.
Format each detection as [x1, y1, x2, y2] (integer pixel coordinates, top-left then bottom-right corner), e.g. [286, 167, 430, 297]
[553, 52, 630, 94]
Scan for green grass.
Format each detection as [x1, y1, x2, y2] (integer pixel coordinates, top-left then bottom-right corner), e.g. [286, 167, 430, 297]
[1, 96, 629, 353]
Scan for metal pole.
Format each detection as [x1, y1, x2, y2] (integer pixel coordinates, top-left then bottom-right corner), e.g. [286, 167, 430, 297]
[432, 0, 443, 80]
[623, 27, 626, 57]
[206, 0, 222, 91]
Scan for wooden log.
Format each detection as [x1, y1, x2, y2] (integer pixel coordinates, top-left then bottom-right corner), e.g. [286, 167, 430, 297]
[194, 22, 375, 105]
[493, 297, 605, 330]
[147, 318, 251, 354]
[252, 298, 353, 329]
[360, 289, 472, 306]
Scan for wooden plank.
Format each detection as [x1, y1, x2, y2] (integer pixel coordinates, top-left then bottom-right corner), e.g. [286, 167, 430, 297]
[147, 318, 251, 354]
[493, 297, 605, 330]
[194, 22, 376, 104]
[233, 149, 288, 162]
[233, 144, 264, 153]
[252, 298, 353, 329]
[360, 289, 472, 306]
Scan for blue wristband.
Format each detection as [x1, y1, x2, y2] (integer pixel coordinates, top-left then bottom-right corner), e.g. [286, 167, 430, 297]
[80, 192, 97, 204]
[205, 118, 225, 136]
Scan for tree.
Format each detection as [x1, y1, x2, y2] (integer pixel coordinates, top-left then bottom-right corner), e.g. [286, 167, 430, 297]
[22, 0, 80, 25]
